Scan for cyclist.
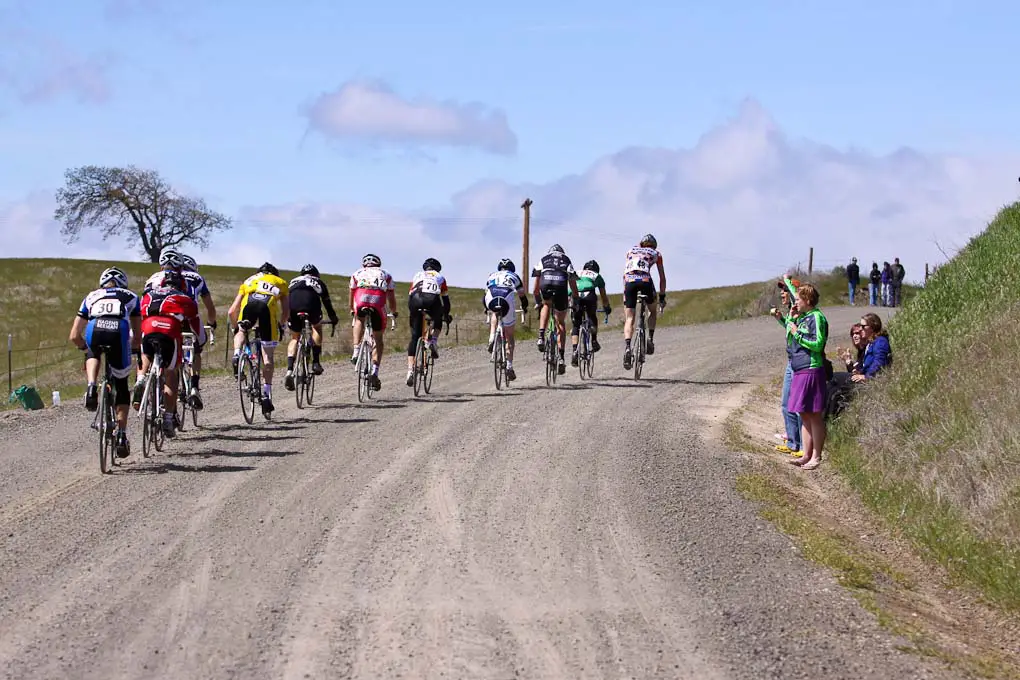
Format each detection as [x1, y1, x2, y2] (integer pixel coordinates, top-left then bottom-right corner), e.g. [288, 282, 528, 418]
[178, 253, 217, 409]
[532, 243, 579, 375]
[284, 264, 340, 391]
[484, 258, 529, 382]
[134, 269, 200, 438]
[569, 260, 612, 366]
[349, 253, 397, 391]
[69, 267, 142, 458]
[144, 248, 198, 297]
[405, 257, 452, 387]
[622, 234, 667, 370]
[228, 262, 290, 415]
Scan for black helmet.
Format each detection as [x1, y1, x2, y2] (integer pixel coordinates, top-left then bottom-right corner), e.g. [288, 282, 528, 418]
[422, 258, 441, 272]
[300, 263, 320, 277]
[258, 262, 279, 276]
[640, 234, 657, 248]
[497, 258, 515, 272]
[548, 243, 564, 255]
[583, 260, 600, 273]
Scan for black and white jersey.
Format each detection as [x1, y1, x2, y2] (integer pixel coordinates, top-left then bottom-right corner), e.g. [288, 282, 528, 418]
[536, 252, 576, 288]
[288, 274, 338, 320]
[77, 287, 141, 320]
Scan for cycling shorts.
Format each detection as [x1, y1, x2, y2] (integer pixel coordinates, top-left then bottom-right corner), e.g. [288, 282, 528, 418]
[540, 283, 569, 312]
[623, 279, 656, 310]
[353, 288, 388, 332]
[484, 288, 517, 327]
[140, 317, 181, 372]
[571, 292, 599, 335]
[240, 298, 279, 346]
[84, 318, 133, 380]
[287, 308, 323, 332]
[408, 291, 443, 325]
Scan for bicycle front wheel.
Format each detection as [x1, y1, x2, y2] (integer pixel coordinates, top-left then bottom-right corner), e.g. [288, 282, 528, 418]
[239, 355, 256, 424]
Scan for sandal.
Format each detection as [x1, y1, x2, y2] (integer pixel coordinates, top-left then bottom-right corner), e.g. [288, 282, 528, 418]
[801, 459, 821, 470]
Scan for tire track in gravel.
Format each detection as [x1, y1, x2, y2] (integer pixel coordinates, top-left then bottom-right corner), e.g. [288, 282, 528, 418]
[1, 308, 955, 679]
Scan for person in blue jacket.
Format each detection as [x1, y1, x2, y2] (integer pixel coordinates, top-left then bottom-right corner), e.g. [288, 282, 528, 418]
[851, 312, 892, 383]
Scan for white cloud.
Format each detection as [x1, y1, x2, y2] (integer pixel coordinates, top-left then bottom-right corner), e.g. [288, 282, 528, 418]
[302, 80, 518, 156]
[0, 191, 134, 260]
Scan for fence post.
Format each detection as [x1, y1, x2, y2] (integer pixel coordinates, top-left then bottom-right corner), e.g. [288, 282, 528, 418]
[7, 334, 11, 397]
[455, 322, 459, 346]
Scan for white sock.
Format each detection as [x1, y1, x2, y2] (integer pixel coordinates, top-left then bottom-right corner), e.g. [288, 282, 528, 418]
[263, 384, 271, 398]
[372, 364, 379, 376]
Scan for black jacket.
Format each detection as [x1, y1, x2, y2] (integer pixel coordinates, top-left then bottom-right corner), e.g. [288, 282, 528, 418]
[846, 262, 860, 284]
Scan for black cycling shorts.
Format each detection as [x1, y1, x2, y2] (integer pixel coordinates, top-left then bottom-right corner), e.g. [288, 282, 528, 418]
[623, 279, 656, 310]
[141, 332, 179, 371]
[486, 296, 510, 318]
[571, 292, 599, 335]
[288, 308, 323, 332]
[241, 299, 274, 342]
[540, 284, 569, 312]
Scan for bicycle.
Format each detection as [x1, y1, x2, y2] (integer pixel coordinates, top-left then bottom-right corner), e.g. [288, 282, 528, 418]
[576, 306, 611, 380]
[411, 312, 448, 397]
[177, 325, 215, 429]
[136, 348, 166, 457]
[88, 347, 118, 473]
[236, 320, 270, 423]
[542, 308, 560, 387]
[294, 314, 335, 409]
[631, 293, 665, 380]
[491, 308, 526, 390]
[354, 311, 396, 402]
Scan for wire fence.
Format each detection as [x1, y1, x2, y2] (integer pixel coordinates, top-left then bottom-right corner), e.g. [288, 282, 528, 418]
[5, 312, 497, 410]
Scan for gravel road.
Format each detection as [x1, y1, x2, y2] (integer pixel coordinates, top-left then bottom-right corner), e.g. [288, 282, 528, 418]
[0, 307, 952, 679]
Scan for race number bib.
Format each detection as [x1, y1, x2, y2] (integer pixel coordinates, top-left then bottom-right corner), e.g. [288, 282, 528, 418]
[257, 280, 280, 296]
[90, 298, 123, 318]
[626, 253, 652, 273]
[419, 277, 442, 295]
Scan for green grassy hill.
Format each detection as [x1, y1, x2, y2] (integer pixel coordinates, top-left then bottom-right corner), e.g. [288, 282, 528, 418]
[1, 256, 884, 407]
[829, 202, 1020, 612]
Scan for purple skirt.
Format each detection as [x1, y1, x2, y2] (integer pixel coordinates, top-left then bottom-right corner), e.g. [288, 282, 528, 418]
[788, 366, 827, 414]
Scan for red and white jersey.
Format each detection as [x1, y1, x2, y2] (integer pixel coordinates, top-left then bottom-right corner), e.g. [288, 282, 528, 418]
[409, 270, 448, 296]
[350, 266, 395, 292]
[623, 246, 661, 283]
[140, 289, 200, 338]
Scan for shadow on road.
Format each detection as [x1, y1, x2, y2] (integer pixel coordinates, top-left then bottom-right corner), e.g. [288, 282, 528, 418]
[288, 417, 376, 425]
[443, 392, 522, 399]
[196, 423, 307, 433]
[415, 397, 473, 403]
[175, 448, 303, 459]
[641, 377, 749, 386]
[183, 433, 303, 443]
[112, 461, 256, 474]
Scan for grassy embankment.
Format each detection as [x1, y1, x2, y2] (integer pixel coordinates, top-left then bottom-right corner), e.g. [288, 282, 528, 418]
[1, 257, 863, 407]
[826, 203, 1020, 612]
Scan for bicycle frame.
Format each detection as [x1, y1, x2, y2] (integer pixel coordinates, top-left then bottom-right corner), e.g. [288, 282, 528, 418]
[355, 312, 396, 402]
[90, 349, 117, 473]
[577, 307, 610, 380]
[491, 308, 526, 390]
[138, 350, 165, 455]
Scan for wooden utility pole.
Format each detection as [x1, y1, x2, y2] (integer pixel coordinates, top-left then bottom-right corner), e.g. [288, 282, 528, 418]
[925, 262, 929, 284]
[808, 247, 814, 275]
[521, 198, 532, 328]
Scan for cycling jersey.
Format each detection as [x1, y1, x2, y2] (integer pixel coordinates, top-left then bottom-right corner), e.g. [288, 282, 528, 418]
[78, 287, 140, 380]
[239, 272, 288, 308]
[78, 287, 141, 322]
[144, 271, 200, 302]
[486, 270, 524, 297]
[484, 270, 525, 327]
[140, 288, 200, 371]
[288, 274, 339, 329]
[623, 246, 661, 283]
[410, 270, 448, 297]
[573, 269, 605, 296]
[536, 252, 576, 288]
[351, 266, 395, 332]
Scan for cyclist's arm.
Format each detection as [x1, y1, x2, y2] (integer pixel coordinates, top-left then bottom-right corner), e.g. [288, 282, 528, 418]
[227, 293, 243, 326]
[441, 294, 451, 316]
[279, 292, 290, 323]
[201, 291, 217, 322]
[386, 289, 398, 315]
[130, 316, 142, 350]
[599, 284, 611, 310]
[569, 272, 579, 297]
[69, 316, 87, 349]
[319, 281, 340, 323]
[655, 256, 667, 295]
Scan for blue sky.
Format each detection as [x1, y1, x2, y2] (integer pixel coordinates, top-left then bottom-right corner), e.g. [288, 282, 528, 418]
[2, 0, 1018, 289]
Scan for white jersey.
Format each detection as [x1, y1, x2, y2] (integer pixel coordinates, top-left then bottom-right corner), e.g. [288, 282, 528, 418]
[410, 270, 448, 296]
[350, 266, 395, 292]
[623, 246, 660, 282]
[485, 270, 524, 296]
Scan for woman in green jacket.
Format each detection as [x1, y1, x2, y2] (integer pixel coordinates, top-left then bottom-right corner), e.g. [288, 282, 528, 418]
[783, 283, 829, 470]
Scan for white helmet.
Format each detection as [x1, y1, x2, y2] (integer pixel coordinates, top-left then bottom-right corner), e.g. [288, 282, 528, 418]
[159, 248, 183, 269]
[361, 253, 381, 268]
[99, 267, 128, 289]
[180, 253, 198, 271]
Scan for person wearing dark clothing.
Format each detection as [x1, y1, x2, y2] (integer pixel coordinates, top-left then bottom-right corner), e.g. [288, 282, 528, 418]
[846, 257, 860, 305]
[881, 262, 892, 306]
[891, 258, 906, 307]
[868, 263, 881, 306]
[851, 313, 893, 382]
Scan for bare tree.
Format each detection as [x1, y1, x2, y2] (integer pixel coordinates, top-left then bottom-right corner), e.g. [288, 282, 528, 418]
[54, 165, 232, 262]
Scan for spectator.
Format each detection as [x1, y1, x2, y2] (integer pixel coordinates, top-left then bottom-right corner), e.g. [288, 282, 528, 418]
[772, 278, 803, 456]
[881, 262, 892, 306]
[780, 283, 829, 471]
[851, 313, 892, 383]
[868, 263, 881, 306]
[891, 257, 906, 306]
[825, 323, 867, 420]
[846, 257, 860, 305]
[836, 323, 867, 373]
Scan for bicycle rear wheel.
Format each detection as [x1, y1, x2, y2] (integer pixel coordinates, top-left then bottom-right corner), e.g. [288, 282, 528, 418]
[151, 373, 165, 453]
[423, 336, 435, 394]
[634, 324, 645, 380]
[413, 339, 426, 397]
[239, 354, 256, 424]
[177, 367, 190, 432]
[578, 326, 589, 380]
[305, 342, 316, 405]
[545, 331, 555, 386]
[356, 343, 371, 402]
[493, 332, 504, 390]
[295, 343, 307, 409]
[97, 380, 112, 474]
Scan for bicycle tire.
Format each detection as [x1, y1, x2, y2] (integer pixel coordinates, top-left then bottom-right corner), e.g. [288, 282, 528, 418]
[239, 352, 256, 424]
[141, 376, 153, 459]
[424, 335, 435, 394]
[578, 325, 589, 380]
[493, 332, 504, 390]
[306, 337, 316, 405]
[177, 367, 189, 432]
[152, 370, 165, 453]
[295, 341, 307, 409]
[634, 317, 645, 380]
[413, 338, 425, 397]
[587, 327, 597, 379]
[356, 341, 371, 402]
[97, 377, 112, 474]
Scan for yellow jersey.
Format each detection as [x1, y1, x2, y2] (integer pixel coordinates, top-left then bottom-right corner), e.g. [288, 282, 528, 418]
[239, 273, 288, 309]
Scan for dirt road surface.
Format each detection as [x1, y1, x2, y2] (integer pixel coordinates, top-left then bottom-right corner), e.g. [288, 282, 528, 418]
[0, 307, 951, 679]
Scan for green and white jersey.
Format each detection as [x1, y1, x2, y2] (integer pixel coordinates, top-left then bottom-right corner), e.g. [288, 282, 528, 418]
[573, 269, 605, 296]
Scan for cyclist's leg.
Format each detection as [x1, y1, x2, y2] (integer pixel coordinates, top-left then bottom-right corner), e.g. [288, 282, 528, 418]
[259, 306, 278, 396]
[109, 321, 133, 431]
[351, 312, 364, 361]
[484, 291, 499, 350]
[569, 299, 583, 353]
[368, 307, 385, 374]
[553, 287, 568, 354]
[310, 321, 324, 365]
[192, 322, 206, 389]
[538, 285, 552, 348]
[622, 280, 639, 342]
[407, 297, 423, 375]
[286, 309, 301, 367]
[82, 320, 102, 409]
